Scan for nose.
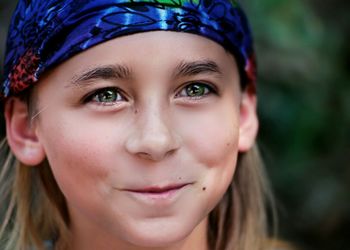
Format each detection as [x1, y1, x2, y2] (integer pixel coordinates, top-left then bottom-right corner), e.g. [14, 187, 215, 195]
[125, 106, 180, 161]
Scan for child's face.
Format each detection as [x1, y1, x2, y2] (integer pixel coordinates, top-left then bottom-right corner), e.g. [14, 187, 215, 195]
[31, 31, 256, 248]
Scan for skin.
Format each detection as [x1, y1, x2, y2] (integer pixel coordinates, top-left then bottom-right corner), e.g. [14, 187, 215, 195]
[5, 31, 258, 250]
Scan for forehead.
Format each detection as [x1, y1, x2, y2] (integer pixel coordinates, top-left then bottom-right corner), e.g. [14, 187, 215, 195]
[48, 31, 238, 77]
[33, 31, 241, 105]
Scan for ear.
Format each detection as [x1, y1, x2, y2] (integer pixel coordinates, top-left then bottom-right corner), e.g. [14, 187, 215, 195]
[238, 85, 259, 152]
[4, 97, 45, 166]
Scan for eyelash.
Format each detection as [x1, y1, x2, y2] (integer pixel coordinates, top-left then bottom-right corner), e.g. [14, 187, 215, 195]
[83, 82, 217, 105]
[83, 87, 126, 105]
[175, 82, 217, 99]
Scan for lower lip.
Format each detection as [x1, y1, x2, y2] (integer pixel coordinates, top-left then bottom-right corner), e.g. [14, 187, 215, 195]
[124, 185, 189, 204]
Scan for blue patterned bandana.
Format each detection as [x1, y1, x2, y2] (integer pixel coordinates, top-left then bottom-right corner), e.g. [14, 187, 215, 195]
[1, 0, 256, 98]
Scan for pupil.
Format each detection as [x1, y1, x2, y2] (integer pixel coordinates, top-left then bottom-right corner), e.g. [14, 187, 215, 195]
[187, 84, 204, 96]
[100, 90, 115, 102]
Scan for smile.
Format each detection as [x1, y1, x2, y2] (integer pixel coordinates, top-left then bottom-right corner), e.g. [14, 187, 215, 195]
[121, 183, 193, 204]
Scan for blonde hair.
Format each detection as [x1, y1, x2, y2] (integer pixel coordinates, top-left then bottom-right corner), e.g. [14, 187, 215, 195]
[0, 139, 70, 250]
[0, 125, 276, 250]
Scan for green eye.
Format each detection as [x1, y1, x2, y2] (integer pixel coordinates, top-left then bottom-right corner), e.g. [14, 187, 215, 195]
[90, 88, 124, 104]
[178, 83, 212, 98]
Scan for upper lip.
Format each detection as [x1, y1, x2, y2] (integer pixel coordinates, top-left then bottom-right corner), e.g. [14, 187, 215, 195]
[123, 183, 190, 193]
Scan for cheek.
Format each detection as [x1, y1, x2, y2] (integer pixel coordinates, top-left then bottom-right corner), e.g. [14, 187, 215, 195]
[176, 101, 240, 208]
[179, 103, 240, 167]
[36, 114, 116, 199]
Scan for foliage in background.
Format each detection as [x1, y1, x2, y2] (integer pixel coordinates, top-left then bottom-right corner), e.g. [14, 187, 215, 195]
[243, 0, 350, 249]
[0, 0, 349, 250]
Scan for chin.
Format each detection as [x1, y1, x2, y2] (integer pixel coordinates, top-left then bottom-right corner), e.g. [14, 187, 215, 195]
[123, 221, 196, 248]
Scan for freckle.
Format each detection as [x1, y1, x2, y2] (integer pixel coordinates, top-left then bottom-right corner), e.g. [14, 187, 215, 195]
[178, 177, 182, 180]
[226, 143, 230, 146]
[202, 187, 206, 191]
[134, 109, 138, 114]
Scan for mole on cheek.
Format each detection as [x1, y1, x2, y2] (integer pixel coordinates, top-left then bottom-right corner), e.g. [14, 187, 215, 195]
[202, 187, 206, 191]
[134, 109, 138, 114]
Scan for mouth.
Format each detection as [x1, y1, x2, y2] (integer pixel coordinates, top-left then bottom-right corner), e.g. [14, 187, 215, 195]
[125, 183, 190, 194]
[121, 183, 193, 204]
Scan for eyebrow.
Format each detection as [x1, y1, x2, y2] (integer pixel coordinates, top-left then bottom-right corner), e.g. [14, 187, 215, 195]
[68, 59, 221, 88]
[173, 60, 222, 79]
[69, 64, 132, 88]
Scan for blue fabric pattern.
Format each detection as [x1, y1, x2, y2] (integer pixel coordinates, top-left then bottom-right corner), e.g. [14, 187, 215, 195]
[2, 0, 256, 98]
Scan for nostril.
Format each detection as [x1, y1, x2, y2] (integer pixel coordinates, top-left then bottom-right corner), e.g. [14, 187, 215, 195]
[166, 148, 177, 157]
[138, 152, 159, 161]
[138, 152, 151, 160]
[136, 148, 176, 162]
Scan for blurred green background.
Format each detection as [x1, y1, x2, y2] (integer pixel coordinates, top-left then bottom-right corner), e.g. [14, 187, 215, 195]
[242, 0, 350, 249]
[0, 0, 349, 250]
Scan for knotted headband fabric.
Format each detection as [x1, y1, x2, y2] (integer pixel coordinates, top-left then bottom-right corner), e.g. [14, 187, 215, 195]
[1, 0, 256, 98]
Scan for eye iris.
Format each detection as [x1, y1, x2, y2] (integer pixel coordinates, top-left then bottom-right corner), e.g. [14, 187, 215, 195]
[186, 84, 205, 97]
[98, 90, 117, 102]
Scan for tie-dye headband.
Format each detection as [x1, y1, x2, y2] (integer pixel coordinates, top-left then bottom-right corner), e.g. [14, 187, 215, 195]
[1, 0, 256, 98]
